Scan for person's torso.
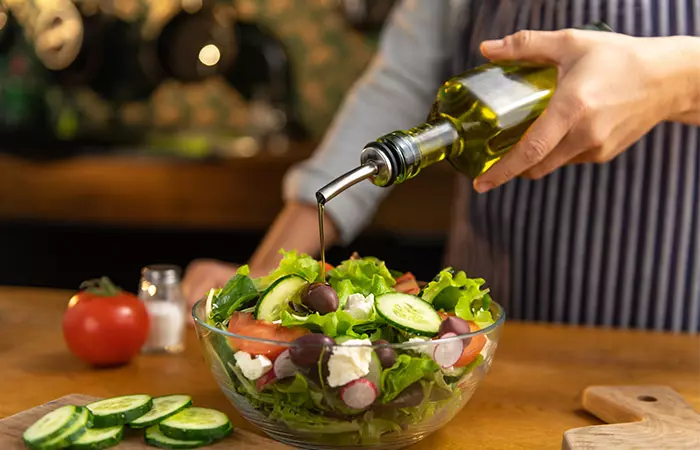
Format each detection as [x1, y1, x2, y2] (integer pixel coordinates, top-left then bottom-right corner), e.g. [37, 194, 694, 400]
[443, 0, 700, 332]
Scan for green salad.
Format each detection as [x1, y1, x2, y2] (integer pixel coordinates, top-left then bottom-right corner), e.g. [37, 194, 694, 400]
[201, 250, 497, 445]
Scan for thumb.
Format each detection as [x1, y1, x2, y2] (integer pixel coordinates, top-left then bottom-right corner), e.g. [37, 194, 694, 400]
[480, 29, 568, 65]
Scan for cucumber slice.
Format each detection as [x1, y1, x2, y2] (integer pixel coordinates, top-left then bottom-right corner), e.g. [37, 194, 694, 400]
[144, 426, 207, 449]
[159, 407, 233, 442]
[69, 426, 123, 450]
[23, 405, 80, 448]
[129, 395, 193, 429]
[375, 293, 442, 336]
[86, 394, 153, 427]
[36, 406, 91, 450]
[254, 275, 307, 322]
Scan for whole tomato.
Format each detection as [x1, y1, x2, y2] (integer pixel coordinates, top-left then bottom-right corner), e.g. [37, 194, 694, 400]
[62, 277, 150, 367]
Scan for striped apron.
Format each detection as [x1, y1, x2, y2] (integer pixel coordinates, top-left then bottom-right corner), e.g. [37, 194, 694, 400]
[444, 0, 700, 332]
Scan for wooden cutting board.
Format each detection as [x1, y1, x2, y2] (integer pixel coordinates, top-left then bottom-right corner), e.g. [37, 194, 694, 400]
[0, 394, 292, 450]
[563, 385, 700, 449]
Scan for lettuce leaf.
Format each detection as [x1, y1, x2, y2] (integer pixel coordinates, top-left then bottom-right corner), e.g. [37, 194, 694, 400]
[379, 354, 440, 403]
[279, 310, 377, 338]
[256, 249, 321, 290]
[421, 268, 495, 327]
[209, 265, 258, 324]
[328, 257, 395, 299]
[455, 293, 495, 328]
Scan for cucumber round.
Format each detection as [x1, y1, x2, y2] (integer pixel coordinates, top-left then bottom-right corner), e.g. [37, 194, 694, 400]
[36, 406, 91, 450]
[86, 394, 153, 427]
[254, 275, 307, 322]
[375, 293, 442, 336]
[69, 426, 123, 450]
[159, 407, 232, 442]
[23, 405, 80, 448]
[144, 426, 208, 449]
[129, 395, 192, 429]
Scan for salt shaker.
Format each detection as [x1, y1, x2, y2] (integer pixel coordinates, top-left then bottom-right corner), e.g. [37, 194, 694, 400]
[138, 264, 186, 354]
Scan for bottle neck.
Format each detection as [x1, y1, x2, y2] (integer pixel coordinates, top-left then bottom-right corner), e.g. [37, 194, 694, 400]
[361, 118, 459, 187]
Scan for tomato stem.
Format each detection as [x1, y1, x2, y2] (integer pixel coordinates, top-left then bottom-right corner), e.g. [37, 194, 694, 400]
[79, 276, 122, 297]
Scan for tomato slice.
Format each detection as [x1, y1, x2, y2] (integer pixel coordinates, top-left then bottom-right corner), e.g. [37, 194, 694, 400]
[227, 312, 308, 359]
[321, 261, 334, 272]
[395, 272, 420, 295]
[453, 321, 487, 368]
[395, 272, 417, 284]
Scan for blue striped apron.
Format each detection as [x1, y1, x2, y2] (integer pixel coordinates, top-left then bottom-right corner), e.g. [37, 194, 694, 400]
[445, 0, 700, 332]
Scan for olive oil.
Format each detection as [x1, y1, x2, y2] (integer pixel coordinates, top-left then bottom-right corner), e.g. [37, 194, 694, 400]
[319, 202, 326, 280]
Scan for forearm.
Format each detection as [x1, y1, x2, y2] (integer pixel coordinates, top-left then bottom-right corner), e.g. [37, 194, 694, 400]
[248, 202, 340, 276]
[666, 36, 700, 126]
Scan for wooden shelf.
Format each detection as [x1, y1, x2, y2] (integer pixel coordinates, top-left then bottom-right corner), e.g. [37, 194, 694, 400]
[0, 146, 455, 236]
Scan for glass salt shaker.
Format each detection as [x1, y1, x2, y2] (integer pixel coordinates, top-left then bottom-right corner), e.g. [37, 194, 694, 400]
[138, 264, 186, 354]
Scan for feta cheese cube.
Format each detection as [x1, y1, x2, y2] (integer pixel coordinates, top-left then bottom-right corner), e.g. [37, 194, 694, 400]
[234, 351, 272, 380]
[327, 338, 373, 388]
[344, 293, 375, 320]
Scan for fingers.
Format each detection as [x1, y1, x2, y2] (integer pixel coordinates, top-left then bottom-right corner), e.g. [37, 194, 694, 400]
[473, 90, 586, 192]
[521, 127, 590, 179]
[481, 29, 574, 65]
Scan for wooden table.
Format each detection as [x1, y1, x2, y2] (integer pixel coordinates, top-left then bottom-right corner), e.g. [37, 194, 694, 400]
[2, 286, 699, 449]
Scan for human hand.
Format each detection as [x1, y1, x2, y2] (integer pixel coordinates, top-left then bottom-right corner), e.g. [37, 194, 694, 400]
[473, 28, 698, 193]
[181, 258, 240, 311]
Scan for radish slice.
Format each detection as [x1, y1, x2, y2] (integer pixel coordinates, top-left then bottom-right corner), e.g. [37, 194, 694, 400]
[340, 378, 378, 410]
[273, 349, 297, 379]
[256, 370, 277, 391]
[433, 332, 464, 368]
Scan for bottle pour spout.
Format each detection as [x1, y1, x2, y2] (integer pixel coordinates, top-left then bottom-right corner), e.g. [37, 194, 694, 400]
[315, 163, 379, 205]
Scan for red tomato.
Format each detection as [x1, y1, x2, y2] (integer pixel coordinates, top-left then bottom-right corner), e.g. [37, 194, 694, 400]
[395, 272, 421, 295]
[227, 312, 308, 359]
[454, 321, 487, 368]
[62, 277, 150, 367]
[321, 261, 334, 272]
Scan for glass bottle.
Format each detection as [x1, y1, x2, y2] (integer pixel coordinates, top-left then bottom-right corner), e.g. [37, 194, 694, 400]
[138, 264, 187, 354]
[316, 22, 613, 203]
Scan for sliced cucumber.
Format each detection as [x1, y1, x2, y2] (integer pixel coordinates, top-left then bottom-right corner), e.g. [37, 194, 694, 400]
[37, 406, 91, 450]
[129, 395, 192, 429]
[68, 426, 123, 450]
[144, 426, 207, 449]
[159, 407, 232, 442]
[375, 293, 442, 336]
[23, 405, 80, 448]
[86, 394, 153, 427]
[254, 275, 307, 322]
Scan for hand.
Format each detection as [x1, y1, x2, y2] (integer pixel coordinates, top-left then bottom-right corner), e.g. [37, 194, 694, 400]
[181, 259, 240, 310]
[473, 29, 698, 193]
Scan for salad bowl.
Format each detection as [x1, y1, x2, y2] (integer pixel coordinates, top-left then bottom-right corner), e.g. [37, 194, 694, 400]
[192, 251, 505, 449]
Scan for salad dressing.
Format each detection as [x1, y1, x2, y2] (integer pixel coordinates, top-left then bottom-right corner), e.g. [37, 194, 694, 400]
[318, 202, 327, 280]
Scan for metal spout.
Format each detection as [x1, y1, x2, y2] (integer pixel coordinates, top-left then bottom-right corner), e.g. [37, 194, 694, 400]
[316, 163, 378, 205]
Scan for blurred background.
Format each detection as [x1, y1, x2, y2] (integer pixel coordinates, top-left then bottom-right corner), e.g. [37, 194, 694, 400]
[0, 0, 455, 291]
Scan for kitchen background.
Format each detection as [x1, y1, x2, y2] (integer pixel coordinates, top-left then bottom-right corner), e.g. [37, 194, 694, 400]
[0, 0, 455, 291]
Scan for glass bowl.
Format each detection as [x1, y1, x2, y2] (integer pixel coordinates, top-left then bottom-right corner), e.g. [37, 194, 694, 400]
[192, 299, 505, 450]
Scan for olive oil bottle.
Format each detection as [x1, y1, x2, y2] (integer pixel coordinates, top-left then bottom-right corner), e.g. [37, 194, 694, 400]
[316, 21, 612, 204]
[315, 22, 612, 270]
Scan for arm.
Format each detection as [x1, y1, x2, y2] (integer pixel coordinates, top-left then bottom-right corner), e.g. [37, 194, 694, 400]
[183, 1, 452, 301]
[251, 0, 452, 272]
[666, 36, 700, 126]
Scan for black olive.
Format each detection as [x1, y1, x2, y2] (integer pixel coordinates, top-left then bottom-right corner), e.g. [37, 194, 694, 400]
[289, 334, 335, 368]
[438, 316, 472, 346]
[374, 339, 397, 369]
[301, 282, 339, 314]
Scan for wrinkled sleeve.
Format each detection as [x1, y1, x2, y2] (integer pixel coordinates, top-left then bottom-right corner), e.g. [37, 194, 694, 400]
[282, 0, 450, 245]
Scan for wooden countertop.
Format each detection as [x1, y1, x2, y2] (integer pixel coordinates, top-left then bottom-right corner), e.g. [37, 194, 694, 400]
[2, 286, 699, 449]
